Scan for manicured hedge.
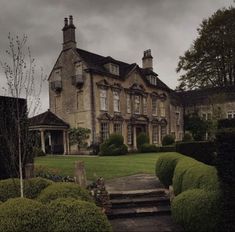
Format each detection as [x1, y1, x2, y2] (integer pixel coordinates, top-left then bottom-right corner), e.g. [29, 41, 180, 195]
[155, 153, 183, 187]
[0, 198, 48, 232]
[37, 182, 93, 203]
[155, 153, 221, 232]
[0, 177, 53, 202]
[24, 177, 53, 199]
[137, 133, 149, 151]
[175, 141, 216, 165]
[0, 178, 20, 202]
[162, 134, 175, 146]
[100, 134, 128, 156]
[139, 143, 158, 153]
[216, 119, 235, 231]
[172, 189, 221, 232]
[47, 198, 112, 232]
[173, 157, 219, 195]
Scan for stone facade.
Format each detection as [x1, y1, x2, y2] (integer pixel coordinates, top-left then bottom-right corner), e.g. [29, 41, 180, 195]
[48, 16, 184, 152]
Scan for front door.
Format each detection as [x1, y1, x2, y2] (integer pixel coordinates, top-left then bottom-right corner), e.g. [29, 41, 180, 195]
[136, 125, 147, 146]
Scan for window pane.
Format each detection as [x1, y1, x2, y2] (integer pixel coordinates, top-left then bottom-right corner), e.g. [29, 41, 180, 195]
[127, 125, 132, 144]
[152, 125, 158, 144]
[127, 94, 131, 113]
[100, 89, 107, 111]
[114, 123, 122, 135]
[152, 98, 157, 115]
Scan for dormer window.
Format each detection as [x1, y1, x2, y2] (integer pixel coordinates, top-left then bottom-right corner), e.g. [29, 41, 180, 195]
[72, 61, 84, 87]
[51, 69, 62, 92]
[148, 75, 157, 85]
[106, 63, 119, 75]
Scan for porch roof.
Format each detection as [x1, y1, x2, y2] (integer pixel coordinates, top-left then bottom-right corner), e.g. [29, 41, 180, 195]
[29, 110, 69, 130]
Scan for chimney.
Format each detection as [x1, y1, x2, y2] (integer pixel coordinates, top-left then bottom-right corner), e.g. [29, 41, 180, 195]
[62, 15, 76, 50]
[142, 49, 153, 71]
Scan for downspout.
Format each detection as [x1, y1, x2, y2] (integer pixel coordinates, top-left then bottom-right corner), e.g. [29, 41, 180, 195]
[89, 70, 96, 144]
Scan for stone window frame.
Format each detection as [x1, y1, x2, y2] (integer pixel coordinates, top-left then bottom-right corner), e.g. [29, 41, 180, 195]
[134, 95, 141, 114]
[127, 124, 133, 145]
[159, 100, 166, 117]
[113, 122, 122, 135]
[143, 96, 148, 115]
[152, 125, 159, 144]
[126, 93, 131, 114]
[100, 122, 109, 142]
[99, 88, 108, 111]
[152, 97, 157, 116]
[113, 90, 121, 113]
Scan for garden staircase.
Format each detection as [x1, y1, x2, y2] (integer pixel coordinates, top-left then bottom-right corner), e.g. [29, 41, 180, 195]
[107, 188, 171, 219]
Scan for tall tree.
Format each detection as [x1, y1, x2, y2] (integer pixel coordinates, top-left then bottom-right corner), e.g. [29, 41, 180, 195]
[0, 34, 44, 197]
[177, 7, 235, 90]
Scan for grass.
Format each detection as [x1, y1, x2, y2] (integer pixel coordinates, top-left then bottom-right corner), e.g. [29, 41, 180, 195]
[35, 152, 176, 181]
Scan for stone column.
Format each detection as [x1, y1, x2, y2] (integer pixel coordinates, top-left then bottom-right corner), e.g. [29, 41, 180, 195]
[149, 124, 152, 144]
[74, 161, 87, 188]
[63, 130, 67, 155]
[158, 125, 162, 145]
[133, 125, 137, 150]
[40, 129, 46, 153]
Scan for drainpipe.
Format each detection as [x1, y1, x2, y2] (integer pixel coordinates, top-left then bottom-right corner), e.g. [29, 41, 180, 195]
[89, 70, 96, 144]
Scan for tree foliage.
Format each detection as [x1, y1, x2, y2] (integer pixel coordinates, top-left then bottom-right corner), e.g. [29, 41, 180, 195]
[68, 127, 91, 149]
[177, 7, 235, 90]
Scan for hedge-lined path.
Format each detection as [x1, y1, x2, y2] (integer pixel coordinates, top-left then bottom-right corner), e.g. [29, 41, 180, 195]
[106, 174, 182, 232]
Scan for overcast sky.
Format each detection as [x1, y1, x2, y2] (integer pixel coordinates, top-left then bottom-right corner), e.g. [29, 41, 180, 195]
[0, 0, 234, 113]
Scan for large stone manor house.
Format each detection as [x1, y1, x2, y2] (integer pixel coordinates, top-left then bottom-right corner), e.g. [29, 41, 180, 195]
[29, 16, 235, 154]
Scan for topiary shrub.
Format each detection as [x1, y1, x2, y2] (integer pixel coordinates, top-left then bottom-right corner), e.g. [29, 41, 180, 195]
[0, 198, 48, 232]
[162, 134, 175, 146]
[175, 141, 216, 165]
[172, 157, 219, 195]
[172, 189, 221, 232]
[140, 143, 158, 153]
[100, 134, 128, 156]
[137, 133, 149, 151]
[37, 182, 93, 203]
[47, 198, 112, 232]
[0, 178, 53, 202]
[24, 177, 53, 199]
[182, 132, 193, 142]
[0, 178, 20, 202]
[155, 153, 183, 187]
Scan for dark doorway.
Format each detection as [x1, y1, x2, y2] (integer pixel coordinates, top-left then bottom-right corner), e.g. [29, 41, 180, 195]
[136, 125, 147, 138]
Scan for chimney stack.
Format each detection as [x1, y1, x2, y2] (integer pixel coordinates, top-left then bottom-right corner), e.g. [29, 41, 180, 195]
[62, 15, 76, 50]
[142, 49, 153, 71]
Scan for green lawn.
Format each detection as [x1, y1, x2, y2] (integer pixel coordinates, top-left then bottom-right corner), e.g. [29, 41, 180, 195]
[35, 153, 173, 181]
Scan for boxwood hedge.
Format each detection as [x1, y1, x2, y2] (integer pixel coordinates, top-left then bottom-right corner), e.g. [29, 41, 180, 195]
[47, 198, 112, 232]
[0, 177, 53, 202]
[155, 153, 183, 187]
[37, 182, 93, 203]
[172, 189, 221, 232]
[155, 153, 221, 232]
[0, 198, 48, 232]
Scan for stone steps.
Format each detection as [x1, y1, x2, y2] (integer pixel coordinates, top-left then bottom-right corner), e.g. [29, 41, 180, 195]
[107, 188, 170, 219]
[110, 196, 170, 209]
[109, 188, 168, 199]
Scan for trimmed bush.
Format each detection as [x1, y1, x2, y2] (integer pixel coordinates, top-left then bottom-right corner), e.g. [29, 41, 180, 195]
[0, 178, 53, 202]
[162, 134, 175, 146]
[0, 198, 48, 232]
[33, 147, 45, 157]
[175, 141, 216, 165]
[182, 132, 193, 142]
[172, 157, 219, 195]
[24, 177, 53, 199]
[172, 189, 221, 232]
[47, 198, 112, 232]
[37, 182, 93, 203]
[0, 178, 20, 202]
[100, 134, 128, 156]
[137, 133, 149, 151]
[140, 143, 158, 153]
[216, 119, 235, 231]
[155, 153, 183, 187]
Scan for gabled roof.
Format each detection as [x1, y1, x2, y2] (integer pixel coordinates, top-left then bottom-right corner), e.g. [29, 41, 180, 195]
[29, 110, 69, 128]
[76, 48, 171, 92]
[177, 85, 235, 105]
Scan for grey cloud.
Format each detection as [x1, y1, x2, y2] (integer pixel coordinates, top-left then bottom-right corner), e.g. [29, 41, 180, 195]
[0, 0, 233, 113]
